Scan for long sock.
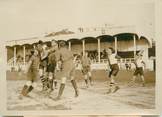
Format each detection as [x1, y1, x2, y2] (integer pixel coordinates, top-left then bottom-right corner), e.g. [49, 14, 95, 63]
[85, 79, 88, 87]
[128, 76, 136, 86]
[57, 83, 65, 99]
[132, 76, 136, 82]
[21, 85, 28, 96]
[26, 85, 34, 94]
[110, 76, 115, 84]
[107, 82, 114, 94]
[89, 76, 92, 85]
[71, 80, 79, 97]
[40, 76, 48, 90]
[40, 75, 45, 88]
[54, 81, 57, 89]
[49, 79, 54, 90]
[141, 75, 145, 83]
[88, 72, 92, 82]
[21, 85, 33, 96]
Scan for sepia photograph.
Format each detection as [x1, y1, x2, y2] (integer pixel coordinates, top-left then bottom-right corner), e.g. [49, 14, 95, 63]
[0, 0, 159, 114]
[1, 115, 161, 117]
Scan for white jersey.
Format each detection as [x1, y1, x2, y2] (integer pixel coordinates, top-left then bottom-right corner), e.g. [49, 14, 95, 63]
[136, 58, 144, 67]
[109, 54, 118, 65]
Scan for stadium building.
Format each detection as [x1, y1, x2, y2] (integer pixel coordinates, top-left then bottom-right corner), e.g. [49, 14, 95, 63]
[6, 25, 155, 71]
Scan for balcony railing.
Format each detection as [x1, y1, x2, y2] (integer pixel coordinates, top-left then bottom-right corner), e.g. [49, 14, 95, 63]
[7, 58, 136, 71]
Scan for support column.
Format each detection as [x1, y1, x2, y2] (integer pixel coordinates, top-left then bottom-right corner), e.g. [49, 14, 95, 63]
[82, 40, 85, 56]
[23, 46, 26, 65]
[115, 37, 118, 54]
[14, 46, 16, 66]
[133, 35, 136, 58]
[68, 41, 71, 51]
[33, 44, 36, 49]
[97, 38, 101, 63]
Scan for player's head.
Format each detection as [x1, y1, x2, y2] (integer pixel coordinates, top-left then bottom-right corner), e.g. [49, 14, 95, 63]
[51, 39, 57, 46]
[38, 40, 43, 46]
[31, 49, 38, 56]
[34, 50, 39, 56]
[37, 40, 43, 52]
[59, 40, 66, 48]
[51, 39, 58, 49]
[42, 44, 47, 51]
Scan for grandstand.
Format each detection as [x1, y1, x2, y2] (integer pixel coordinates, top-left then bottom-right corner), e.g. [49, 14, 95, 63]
[5, 25, 155, 71]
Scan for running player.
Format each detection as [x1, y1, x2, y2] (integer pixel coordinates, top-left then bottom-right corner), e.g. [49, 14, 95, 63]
[55, 41, 79, 100]
[19, 49, 39, 99]
[128, 50, 146, 87]
[81, 51, 93, 88]
[107, 47, 120, 94]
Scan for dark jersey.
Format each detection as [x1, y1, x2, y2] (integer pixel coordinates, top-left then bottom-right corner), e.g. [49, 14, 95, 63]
[48, 52, 56, 65]
[29, 55, 39, 70]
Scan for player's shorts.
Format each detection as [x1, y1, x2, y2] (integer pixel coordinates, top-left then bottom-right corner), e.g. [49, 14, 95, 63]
[133, 67, 144, 76]
[27, 68, 38, 82]
[39, 58, 48, 69]
[82, 65, 90, 75]
[109, 64, 119, 77]
[46, 63, 56, 73]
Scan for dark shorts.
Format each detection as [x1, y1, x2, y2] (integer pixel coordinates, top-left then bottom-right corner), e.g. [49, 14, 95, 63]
[46, 63, 56, 73]
[39, 58, 48, 69]
[109, 64, 119, 77]
[133, 67, 144, 76]
[82, 65, 90, 75]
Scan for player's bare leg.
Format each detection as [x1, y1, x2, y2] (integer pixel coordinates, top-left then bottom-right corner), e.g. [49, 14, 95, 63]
[88, 71, 93, 86]
[141, 75, 145, 87]
[70, 76, 79, 97]
[84, 74, 89, 88]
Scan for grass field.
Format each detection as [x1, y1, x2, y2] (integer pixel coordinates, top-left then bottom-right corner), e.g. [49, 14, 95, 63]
[6, 70, 155, 110]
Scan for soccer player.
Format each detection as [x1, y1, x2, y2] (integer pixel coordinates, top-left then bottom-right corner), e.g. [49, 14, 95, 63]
[46, 39, 58, 92]
[81, 51, 93, 88]
[19, 49, 39, 99]
[37, 40, 49, 91]
[107, 47, 120, 94]
[55, 41, 79, 100]
[128, 50, 146, 87]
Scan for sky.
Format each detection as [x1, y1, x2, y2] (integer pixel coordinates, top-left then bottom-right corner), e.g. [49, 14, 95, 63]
[0, 0, 155, 41]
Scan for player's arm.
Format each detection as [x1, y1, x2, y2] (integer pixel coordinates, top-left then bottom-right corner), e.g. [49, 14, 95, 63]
[107, 55, 112, 71]
[142, 61, 146, 69]
[115, 54, 121, 59]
